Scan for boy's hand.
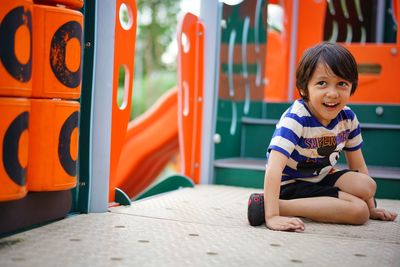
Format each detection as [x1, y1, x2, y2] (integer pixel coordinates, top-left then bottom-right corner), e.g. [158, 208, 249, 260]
[369, 208, 398, 221]
[266, 216, 305, 232]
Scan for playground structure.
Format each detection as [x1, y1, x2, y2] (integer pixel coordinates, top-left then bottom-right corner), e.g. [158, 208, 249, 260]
[0, 0, 399, 248]
[0, 0, 399, 265]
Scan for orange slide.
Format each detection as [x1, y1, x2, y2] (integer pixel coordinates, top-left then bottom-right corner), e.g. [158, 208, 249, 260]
[114, 87, 179, 199]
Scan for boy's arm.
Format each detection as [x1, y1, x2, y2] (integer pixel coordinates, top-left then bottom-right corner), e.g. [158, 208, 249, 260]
[344, 149, 368, 175]
[345, 149, 375, 209]
[264, 150, 305, 231]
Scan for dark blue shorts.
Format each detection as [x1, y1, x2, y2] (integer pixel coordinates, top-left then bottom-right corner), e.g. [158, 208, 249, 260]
[279, 170, 354, 200]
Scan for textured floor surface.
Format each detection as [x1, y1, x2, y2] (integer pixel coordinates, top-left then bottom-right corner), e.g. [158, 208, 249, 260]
[0, 185, 399, 266]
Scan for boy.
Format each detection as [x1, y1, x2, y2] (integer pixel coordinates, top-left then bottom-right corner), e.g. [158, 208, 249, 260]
[248, 42, 397, 231]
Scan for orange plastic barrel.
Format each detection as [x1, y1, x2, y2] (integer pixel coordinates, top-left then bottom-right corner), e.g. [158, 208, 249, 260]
[0, 1, 33, 97]
[0, 98, 30, 201]
[32, 4, 83, 99]
[27, 99, 79, 191]
[33, 0, 83, 10]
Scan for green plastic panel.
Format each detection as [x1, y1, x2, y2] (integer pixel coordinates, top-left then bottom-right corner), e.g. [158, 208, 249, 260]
[134, 175, 194, 201]
[215, 101, 263, 159]
[115, 188, 131, 206]
[221, 64, 258, 75]
[262, 102, 400, 124]
[214, 168, 264, 189]
[241, 122, 273, 158]
[217, 100, 263, 119]
[215, 120, 242, 159]
[374, 179, 400, 199]
[76, 0, 96, 213]
[241, 121, 400, 167]
[220, 1, 267, 44]
[361, 128, 400, 167]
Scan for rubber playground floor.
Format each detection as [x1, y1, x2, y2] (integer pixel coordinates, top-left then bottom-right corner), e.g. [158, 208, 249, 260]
[0, 185, 399, 266]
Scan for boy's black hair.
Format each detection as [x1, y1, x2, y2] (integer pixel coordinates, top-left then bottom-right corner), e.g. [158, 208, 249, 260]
[296, 42, 358, 101]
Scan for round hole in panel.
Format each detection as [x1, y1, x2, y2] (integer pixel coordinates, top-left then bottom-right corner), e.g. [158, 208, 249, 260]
[117, 64, 130, 110]
[221, 0, 244, 5]
[119, 3, 134, 30]
[181, 33, 190, 54]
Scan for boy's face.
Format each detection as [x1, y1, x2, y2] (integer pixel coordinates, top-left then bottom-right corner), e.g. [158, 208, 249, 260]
[305, 62, 352, 126]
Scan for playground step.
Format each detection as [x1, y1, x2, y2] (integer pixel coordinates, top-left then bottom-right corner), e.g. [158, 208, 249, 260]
[241, 117, 400, 168]
[214, 157, 400, 200]
[262, 102, 400, 124]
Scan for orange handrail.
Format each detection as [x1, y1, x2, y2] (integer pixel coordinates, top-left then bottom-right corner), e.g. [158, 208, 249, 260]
[108, 0, 137, 202]
[177, 13, 204, 184]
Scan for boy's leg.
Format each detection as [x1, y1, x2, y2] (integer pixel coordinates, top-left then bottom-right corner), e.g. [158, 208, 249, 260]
[248, 191, 370, 225]
[334, 171, 376, 207]
[334, 171, 398, 221]
[279, 191, 370, 225]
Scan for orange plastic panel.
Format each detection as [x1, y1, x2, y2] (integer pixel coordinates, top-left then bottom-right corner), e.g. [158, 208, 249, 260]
[343, 0, 400, 104]
[108, 0, 137, 202]
[177, 13, 204, 184]
[294, 0, 327, 100]
[345, 44, 400, 103]
[33, 0, 83, 10]
[32, 4, 83, 99]
[0, 1, 33, 97]
[264, 31, 289, 102]
[28, 99, 79, 191]
[0, 98, 29, 201]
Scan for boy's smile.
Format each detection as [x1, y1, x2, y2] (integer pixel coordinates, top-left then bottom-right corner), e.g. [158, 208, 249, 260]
[304, 62, 352, 126]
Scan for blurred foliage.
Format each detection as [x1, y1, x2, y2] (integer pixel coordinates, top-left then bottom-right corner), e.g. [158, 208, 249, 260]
[136, 0, 180, 75]
[118, 0, 180, 120]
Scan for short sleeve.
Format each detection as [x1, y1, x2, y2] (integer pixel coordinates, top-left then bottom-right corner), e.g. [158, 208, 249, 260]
[268, 115, 303, 158]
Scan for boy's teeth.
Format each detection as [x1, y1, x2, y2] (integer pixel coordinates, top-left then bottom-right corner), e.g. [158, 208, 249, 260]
[325, 103, 337, 106]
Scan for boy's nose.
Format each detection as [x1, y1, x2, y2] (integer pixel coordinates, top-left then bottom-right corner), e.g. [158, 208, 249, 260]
[325, 87, 339, 98]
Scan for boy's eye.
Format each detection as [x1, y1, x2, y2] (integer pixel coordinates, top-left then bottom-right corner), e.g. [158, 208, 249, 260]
[317, 81, 326, 86]
[338, 81, 350, 87]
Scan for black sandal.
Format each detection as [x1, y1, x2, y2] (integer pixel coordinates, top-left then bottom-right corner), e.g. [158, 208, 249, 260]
[247, 193, 265, 226]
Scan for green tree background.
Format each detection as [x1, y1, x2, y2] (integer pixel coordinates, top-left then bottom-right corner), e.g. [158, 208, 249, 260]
[118, 0, 181, 120]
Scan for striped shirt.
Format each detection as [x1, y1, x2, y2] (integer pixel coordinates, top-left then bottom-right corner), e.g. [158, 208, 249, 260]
[267, 99, 363, 185]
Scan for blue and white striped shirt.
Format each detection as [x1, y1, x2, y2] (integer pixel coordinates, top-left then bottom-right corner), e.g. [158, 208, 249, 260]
[267, 99, 363, 185]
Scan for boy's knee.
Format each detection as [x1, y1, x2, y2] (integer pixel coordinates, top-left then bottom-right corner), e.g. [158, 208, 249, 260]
[368, 178, 377, 196]
[349, 201, 369, 225]
[362, 176, 377, 200]
[358, 173, 377, 200]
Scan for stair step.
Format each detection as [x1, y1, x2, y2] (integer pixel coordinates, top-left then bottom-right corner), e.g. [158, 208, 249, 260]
[242, 117, 400, 130]
[262, 103, 400, 124]
[215, 157, 400, 180]
[214, 158, 400, 199]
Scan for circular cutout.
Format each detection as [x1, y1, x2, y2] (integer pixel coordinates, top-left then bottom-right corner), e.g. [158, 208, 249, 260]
[221, 0, 244, 5]
[119, 3, 134, 30]
[181, 33, 190, 54]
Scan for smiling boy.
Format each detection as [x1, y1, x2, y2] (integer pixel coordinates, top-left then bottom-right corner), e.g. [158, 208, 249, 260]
[248, 42, 397, 231]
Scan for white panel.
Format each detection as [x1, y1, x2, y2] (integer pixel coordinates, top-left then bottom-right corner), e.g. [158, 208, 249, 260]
[88, 0, 116, 212]
[199, 0, 222, 184]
